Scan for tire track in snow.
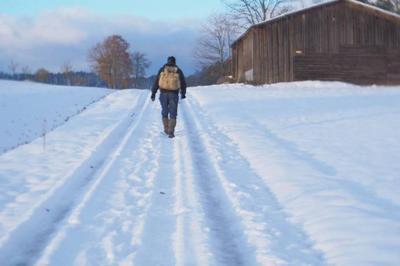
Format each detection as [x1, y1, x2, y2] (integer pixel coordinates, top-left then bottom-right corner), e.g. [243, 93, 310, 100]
[119, 106, 216, 265]
[38, 94, 163, 265]
[132, 100, 226, 266]
[0, 91, 149, 266]
[172, 122, 216, 266]
[182, 97, 325, 265]
[181, 100, 256, 266]
[131, 135, 177, 265]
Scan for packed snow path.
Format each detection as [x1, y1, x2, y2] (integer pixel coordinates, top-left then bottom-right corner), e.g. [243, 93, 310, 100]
[1, 82, 400, 265]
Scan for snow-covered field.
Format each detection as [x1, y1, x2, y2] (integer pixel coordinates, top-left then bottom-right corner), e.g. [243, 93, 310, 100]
[0, 80, 111, 153]
[0, 80, 399, 265]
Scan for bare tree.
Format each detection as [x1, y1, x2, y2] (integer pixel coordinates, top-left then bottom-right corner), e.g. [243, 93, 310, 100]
[21, 66, 32, 75]
[61, 62, 73, 86]
[8, 60, 19, 76]
[222, 0, 293, 28]
[194, 13, 239, 77]
[394, 0, 400, 13]
[375, 0, 400, 14]
[131, 52, 151, 88]
[356, 0, 400, 14]
[88, 35, 133, 89]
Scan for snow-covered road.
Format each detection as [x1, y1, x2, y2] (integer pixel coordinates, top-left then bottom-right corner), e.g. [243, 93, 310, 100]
[1, 82, 399, 265]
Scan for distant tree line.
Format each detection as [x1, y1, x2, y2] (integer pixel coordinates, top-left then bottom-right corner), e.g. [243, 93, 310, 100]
[0, 69, 106, 87]
[1, 35, 152, 90]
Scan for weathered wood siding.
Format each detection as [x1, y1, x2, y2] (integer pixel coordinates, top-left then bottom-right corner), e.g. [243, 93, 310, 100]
[232, 0, 400, 85]
[234, 30, 255, 82]
[294, 46, 400, 84]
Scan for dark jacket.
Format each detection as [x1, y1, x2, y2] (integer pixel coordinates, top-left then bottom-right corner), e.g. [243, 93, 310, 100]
[152, 63, 186, 98]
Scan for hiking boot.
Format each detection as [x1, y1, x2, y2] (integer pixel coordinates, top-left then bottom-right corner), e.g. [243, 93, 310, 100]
[168, 118, 176, 138]
[162, 117, 169, 135]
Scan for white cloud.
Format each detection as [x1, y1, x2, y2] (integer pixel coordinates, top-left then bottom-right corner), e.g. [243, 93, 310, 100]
[0, 8, 88, 48]
[0, 7, 201, 75]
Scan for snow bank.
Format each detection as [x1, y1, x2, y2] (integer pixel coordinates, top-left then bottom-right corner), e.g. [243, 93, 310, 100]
[0, 80, 111, 153]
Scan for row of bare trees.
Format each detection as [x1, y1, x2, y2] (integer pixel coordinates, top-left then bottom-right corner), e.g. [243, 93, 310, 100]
[5, 36, 150, 89]
[7, 61, 33, 77]
[1, 63, 104, 86]
[193, 0, 294, 85]
[7, 60, 77, 83]
[88, 35, 151, 89]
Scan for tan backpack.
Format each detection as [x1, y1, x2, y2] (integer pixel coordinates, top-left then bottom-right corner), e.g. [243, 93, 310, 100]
[158, 66, 181, 90]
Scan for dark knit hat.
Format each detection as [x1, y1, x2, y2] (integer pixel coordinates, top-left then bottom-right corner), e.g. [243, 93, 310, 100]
[167, 56, 176, 65]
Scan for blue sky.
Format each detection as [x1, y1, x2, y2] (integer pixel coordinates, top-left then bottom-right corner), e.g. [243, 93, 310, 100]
[2, 0, 224, 18]
[0, 0, 226, 76]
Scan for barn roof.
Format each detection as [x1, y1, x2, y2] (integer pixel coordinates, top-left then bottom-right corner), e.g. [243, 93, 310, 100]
[231, 0, 400, 47]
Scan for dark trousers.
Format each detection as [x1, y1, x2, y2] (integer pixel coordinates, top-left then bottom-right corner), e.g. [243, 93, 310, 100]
[159, 91, 179, 119]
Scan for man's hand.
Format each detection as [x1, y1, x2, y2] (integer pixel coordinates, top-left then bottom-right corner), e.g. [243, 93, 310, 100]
[151, 93, 156, 102]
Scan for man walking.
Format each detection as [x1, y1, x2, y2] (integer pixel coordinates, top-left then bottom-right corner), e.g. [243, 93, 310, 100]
[151, 56, 186, 138]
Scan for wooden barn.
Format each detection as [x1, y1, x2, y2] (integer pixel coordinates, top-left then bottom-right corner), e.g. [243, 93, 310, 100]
[231, 0, 400, 85]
